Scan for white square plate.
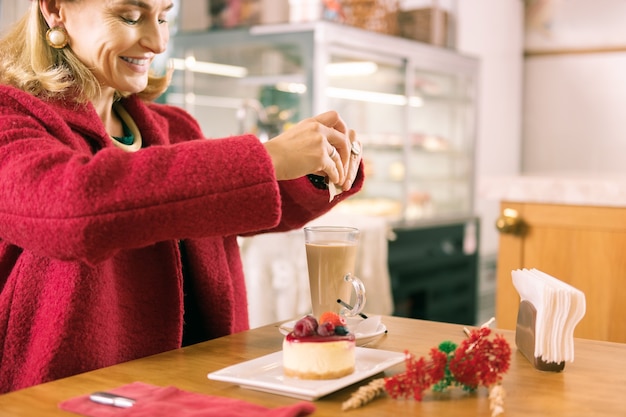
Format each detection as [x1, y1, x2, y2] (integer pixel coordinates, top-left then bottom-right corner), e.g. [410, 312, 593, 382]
[207, 348, 404, 401]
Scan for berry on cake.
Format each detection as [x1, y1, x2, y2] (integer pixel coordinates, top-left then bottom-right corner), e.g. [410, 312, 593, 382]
[283, 312, 356, 380]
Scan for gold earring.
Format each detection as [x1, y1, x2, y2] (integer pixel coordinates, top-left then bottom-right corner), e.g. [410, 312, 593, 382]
[46, 27, 68, 49]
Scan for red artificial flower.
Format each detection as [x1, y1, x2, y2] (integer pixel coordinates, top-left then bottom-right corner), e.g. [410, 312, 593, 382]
[384, 348, 448, 400]
[383, 327, 511, 400]
[449, 328, 511, 390]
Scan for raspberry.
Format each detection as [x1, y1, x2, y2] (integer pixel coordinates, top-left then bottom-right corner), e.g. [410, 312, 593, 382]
[317, 321, 335, 336]
[319, 311, 345, 327]
[293, 315, 318, 337]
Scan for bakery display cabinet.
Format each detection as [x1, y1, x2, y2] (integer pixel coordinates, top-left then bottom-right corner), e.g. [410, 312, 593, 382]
[166, 21, 478, 224]
[166, 21, 480, 325]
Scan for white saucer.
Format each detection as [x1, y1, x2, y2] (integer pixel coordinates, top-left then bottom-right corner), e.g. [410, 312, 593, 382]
[278, 315, 387, 346]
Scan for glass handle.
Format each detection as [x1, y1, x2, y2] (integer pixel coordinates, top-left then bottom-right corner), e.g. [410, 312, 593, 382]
[341, 273, 367, 317]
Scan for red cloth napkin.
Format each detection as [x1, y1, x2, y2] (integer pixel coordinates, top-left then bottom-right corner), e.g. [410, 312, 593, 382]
[59, 382, 316, 417]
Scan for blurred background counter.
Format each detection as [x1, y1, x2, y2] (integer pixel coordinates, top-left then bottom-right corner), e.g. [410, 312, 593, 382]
[480, 173, 626, 208]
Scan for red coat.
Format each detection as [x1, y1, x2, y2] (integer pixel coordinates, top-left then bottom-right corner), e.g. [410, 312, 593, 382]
[0, 85, 363, 392]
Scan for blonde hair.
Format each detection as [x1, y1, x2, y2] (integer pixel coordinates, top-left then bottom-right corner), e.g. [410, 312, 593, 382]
[0, 2, 170, 103]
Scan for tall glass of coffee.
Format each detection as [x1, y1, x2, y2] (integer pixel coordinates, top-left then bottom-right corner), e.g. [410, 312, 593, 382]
[304, 226, 366, 317]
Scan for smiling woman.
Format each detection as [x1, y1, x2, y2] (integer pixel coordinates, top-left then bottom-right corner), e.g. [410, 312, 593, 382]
[0, 0, 173, 105]
[0, 0, 364, 394]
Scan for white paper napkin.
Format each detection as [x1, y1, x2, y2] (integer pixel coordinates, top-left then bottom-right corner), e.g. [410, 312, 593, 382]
[512, 268, 586, 363]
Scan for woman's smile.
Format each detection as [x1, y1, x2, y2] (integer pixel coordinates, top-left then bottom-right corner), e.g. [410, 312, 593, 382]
[120, 56, 152, 72]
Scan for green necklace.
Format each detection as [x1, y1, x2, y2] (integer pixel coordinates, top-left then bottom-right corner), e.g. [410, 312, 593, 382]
[111, 103, 142, 152]
[111, 119, 134, 145]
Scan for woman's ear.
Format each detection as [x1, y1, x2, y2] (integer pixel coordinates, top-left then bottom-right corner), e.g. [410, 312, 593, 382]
[39, 0, 62, 28]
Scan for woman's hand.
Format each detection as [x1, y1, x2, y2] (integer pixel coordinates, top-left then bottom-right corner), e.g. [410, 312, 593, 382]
[263, 110, 362, 190]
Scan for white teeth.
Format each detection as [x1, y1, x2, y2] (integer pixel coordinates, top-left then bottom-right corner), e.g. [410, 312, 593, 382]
[122, 57, 148, 65]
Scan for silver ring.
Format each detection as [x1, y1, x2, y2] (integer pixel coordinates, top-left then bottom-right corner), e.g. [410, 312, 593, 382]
[329, 147, 337, 158]
[350, 142, 361, 156]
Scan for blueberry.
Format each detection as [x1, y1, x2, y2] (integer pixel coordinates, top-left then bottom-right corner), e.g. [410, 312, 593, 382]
[334, 325, 349, 335]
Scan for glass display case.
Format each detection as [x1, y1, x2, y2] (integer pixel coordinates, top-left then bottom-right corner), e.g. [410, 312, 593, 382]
[165, 21, 479, 226]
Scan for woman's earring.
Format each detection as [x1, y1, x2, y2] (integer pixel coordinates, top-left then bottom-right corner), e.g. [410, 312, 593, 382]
[46, 27, 68, 49]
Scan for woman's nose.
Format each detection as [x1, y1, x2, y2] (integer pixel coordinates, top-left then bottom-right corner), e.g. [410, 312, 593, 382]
[140, 23, 169, 54]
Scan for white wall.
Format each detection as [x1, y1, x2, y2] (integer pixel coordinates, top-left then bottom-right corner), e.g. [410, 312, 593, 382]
[523, 0, 626, 174]
[456, 0, 524, 256]
[524, 53, 626, 173]
[525, 0, 626, 51]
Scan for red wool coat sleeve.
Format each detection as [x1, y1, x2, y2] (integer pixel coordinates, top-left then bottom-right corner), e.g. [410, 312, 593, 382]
[0, 85, 364, 393]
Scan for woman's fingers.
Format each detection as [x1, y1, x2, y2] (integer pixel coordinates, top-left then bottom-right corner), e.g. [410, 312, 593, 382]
[324, 142, 342, 185]
[263, 112, 358, 185]
[343, 130, 362, 191]
[314, 110, 348, 134]
[326, 128, 362, 190]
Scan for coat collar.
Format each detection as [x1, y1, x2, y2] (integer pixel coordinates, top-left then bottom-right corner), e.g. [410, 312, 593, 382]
[48, 95, 170, 149]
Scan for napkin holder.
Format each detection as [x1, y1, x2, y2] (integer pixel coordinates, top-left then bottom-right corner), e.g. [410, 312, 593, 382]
[515, 300, 565, 372]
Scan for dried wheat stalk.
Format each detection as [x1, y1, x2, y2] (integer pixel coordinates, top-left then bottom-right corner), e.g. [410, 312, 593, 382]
[341, 377, 387, 411]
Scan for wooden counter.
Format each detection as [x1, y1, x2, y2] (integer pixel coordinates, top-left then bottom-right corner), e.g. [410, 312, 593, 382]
[480, 174, 626, 343]
[1, 316, 625, 416]
[496, 201, 626, 343]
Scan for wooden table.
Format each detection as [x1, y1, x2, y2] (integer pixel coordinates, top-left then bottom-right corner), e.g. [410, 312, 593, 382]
[1, 316, 625, 416]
